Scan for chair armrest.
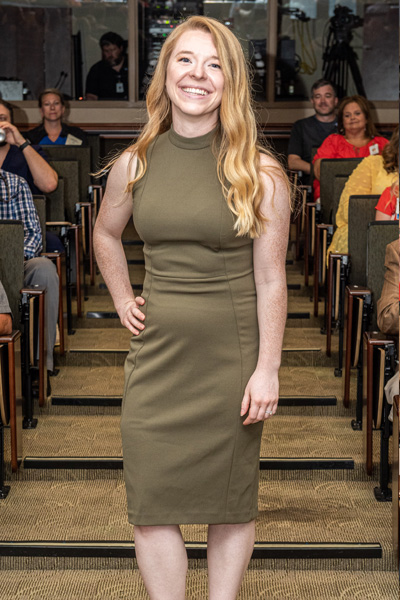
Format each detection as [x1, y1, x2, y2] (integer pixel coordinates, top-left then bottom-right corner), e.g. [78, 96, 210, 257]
[0, 330, 21, 344]
[46, 221, 72, 227]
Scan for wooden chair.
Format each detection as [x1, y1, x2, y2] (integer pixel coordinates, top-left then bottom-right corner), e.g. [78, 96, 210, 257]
[0, 331, 23, 480]
[33, 195, 65, 355]
[312, 159, 362, 317]
[326, 195, 380, 370]
[0, 221, 45, 427]
[346, 221, 399, 432]
[362, 332, 396, 484]
[48, 161, 83, 318]
[392, 395, 399, 568]
[46, 147, 99, 286]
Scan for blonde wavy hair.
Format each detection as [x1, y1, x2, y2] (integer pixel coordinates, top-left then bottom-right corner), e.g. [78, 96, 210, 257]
[106, 16, 290, 237]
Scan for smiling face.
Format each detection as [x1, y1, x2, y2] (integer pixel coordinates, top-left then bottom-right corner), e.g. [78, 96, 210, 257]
[40, 93, 65, 123]
[341, 101, 367, 135]
[311, 85, 338, 118]
[165, 30, 224, 133]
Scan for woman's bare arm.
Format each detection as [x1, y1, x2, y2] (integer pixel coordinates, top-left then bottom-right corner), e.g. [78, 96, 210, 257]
[93, 151, 146, 335]
[241, 155, 290, 425]
[313, 158, 321, 180]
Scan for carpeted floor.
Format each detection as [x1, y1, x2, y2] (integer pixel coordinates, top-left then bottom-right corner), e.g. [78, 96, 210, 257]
[1, 222, 398, 598]
[0, 567, 397, 599]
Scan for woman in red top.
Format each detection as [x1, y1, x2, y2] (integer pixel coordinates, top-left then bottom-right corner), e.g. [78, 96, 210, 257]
[375, 181, 399, 220]
[312, 95, 388, 200]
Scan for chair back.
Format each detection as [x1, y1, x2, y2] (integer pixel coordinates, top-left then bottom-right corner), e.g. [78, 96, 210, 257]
[348, 195, 380, 286]
[367, 221, 399, 329]
[49, 160, 79, 223]
[46, 178, 65, 222]
[320, 158, 362, 223]
[0, 220, 24, 328]
[332, 175, 349, 227]
[32, 195, 47, 252]
[43, 146, 91, 202]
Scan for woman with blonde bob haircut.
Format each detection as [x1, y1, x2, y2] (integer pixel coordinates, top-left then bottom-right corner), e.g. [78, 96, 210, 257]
[94, 15, 291, 600]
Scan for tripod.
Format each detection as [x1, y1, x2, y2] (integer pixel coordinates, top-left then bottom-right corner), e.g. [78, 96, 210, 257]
[322, 5, 366, 98]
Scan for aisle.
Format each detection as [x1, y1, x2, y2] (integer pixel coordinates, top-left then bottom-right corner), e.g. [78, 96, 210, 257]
[0, 220, 397, 599]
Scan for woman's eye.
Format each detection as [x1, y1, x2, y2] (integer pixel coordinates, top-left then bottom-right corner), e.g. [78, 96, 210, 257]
[179, 57, 191, 63]
[210, 63, 221, 69]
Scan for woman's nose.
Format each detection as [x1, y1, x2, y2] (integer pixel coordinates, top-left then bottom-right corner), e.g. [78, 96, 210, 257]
[190, 62, 206, 79]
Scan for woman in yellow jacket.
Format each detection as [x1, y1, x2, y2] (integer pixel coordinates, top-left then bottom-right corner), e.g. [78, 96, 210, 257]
[327, 126, 398, 257]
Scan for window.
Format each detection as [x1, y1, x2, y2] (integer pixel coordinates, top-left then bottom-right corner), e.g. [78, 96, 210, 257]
[0, 0, 129, 101]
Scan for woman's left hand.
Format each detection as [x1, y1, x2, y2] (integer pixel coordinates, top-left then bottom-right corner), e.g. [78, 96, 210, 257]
[240, 368, 279, 426]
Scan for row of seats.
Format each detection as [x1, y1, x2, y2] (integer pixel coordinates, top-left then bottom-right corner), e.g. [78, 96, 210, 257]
[289, 155, 399, 567]
[0, 143, 104, 496]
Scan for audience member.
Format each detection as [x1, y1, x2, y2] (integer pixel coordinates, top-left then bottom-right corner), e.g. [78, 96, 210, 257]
[85, 32, 128, 101]
[26, 89, 88, 146]
[0, 99, 58, 195]
[312, 95, 388, 200]
[377, 238, 399, 336]
[327, 126, 399, 256]
[0, 280, 12, 336]
[375, 180, 399, 221]
[0, 169, 59, 374]
[287, 79, 338, 183]
[377, 237, 399, 422]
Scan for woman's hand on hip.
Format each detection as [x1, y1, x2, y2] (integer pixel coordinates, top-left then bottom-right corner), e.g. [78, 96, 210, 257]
[241, 369, 279, 426]
[117, 297, 146, 335]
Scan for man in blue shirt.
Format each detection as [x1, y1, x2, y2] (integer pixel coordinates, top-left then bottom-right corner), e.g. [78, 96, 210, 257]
[0, 169, 59, 374]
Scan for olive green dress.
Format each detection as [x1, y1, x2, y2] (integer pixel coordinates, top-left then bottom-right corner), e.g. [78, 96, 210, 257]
[121, 127, 263, 526]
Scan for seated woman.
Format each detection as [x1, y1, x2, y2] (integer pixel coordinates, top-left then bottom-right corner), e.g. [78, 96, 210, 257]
[327, 126, 398, 257]
[375, 180, 399, 221]
[26, 89, 88, 146]
[312, 95, 388, 201]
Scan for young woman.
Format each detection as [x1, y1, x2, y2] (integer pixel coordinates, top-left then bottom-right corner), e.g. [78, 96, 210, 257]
[312, 95, 388, 200]
[94, 16, 290, 600]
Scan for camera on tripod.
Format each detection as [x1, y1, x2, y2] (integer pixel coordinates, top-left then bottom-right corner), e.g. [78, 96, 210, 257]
[323, 4, 366, 98]
[330, 5, 363, 45]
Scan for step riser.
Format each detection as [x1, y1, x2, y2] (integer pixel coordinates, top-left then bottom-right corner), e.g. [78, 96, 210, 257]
[6, 463, 381, 483]
[55, 350, 339, 369]
[0, 554, 393, 573]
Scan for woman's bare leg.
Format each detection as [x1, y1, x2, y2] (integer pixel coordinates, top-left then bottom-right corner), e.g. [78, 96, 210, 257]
[134, 525, 188, 600]
[207, 520, 255, 600]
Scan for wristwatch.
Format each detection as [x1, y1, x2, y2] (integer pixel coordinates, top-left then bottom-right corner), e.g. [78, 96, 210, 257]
[19, 139, 31, 152]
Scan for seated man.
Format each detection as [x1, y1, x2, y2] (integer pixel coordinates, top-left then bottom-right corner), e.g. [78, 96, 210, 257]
[287, 79, 338, 185]
[85, 31, 128, 100]
[0, 169, 59, 375]
[0, 280, 12, 336]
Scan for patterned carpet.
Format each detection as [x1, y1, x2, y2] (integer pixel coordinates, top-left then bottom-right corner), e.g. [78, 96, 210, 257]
[1, 223, 398, 599]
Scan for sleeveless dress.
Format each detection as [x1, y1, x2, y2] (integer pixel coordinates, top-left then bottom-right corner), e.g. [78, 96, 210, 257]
[121, 127, 263, 526]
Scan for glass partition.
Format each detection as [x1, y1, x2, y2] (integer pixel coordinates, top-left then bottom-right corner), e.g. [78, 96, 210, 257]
[0, 0, 129, 101]
[138, 0, 269, 101]
[276, 0, 398, 101]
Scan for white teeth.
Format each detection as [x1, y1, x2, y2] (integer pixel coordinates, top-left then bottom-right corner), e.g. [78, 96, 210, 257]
[182, 87, 208, 96]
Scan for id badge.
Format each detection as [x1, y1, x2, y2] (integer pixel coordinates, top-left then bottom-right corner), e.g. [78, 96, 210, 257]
[369, 143, 379, 155]
[116, 82, 124, 93]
